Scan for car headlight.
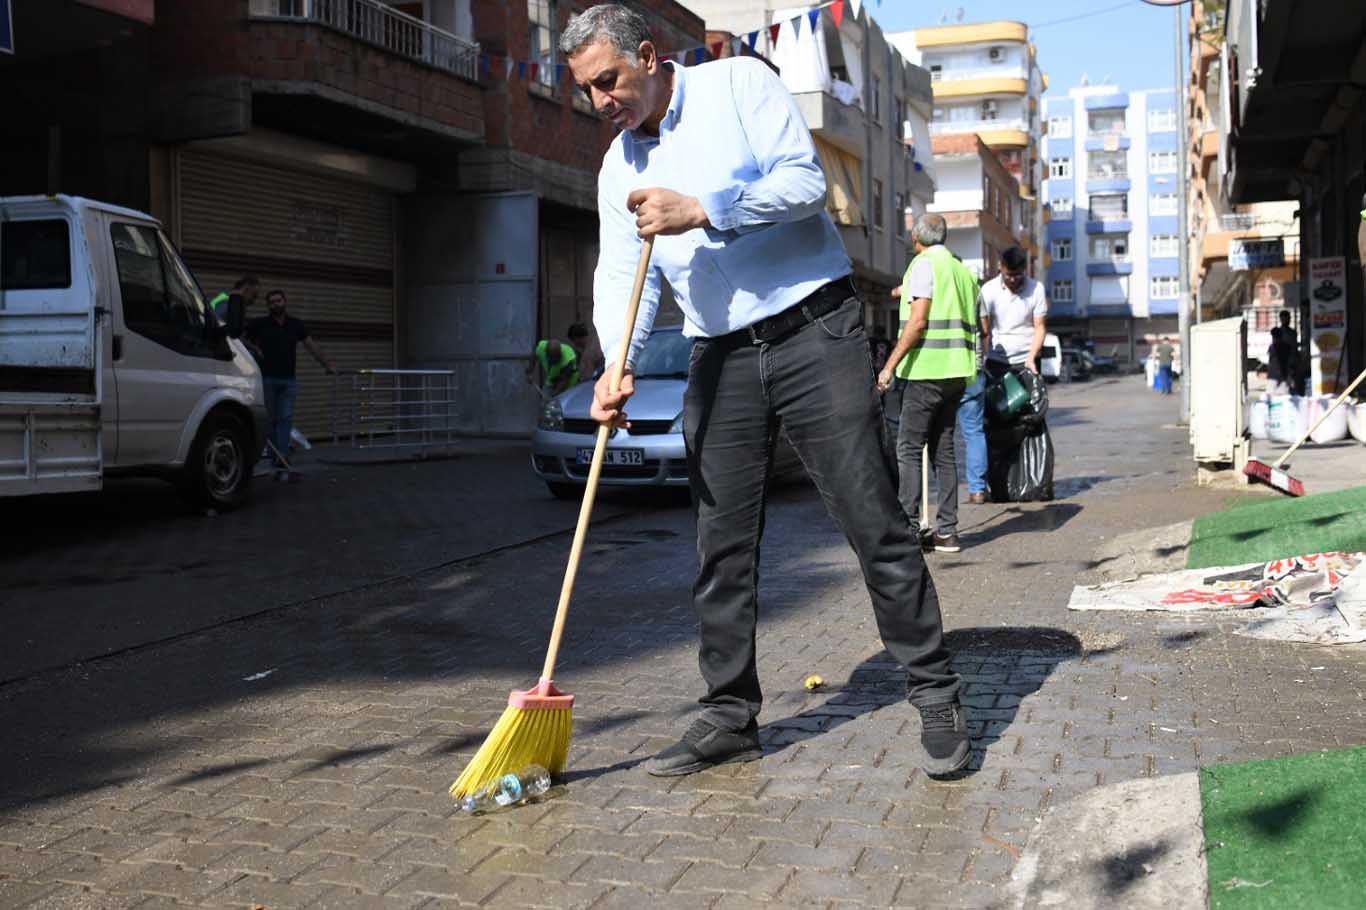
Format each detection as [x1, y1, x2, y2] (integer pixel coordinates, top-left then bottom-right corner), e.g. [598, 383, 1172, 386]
[538, 399, 564, 431]
[669, 412, 684, 434]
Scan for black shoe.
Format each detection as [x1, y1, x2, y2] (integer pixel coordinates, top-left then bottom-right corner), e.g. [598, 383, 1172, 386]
[917, 527, 934, 552]
[644, 718, 763, 777]
[928, 533, 961, 553]
[916, 700, 971, 777]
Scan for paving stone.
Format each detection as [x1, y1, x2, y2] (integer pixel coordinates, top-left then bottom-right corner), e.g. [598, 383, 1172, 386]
[593, 885, 720, 910]
[385, 864, 508, 903]
[668, 861, 793, 899]
[748, 841, 863, 872]
[571, 855, 688, 890]
[292, 855, 413, 895]
[300, 886, 430, 910]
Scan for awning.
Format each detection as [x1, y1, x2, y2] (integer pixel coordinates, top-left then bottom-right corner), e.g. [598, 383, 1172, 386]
[813, 136, 864, 227]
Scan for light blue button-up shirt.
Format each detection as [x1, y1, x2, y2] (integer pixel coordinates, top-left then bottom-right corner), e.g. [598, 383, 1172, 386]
[593, 58, 852, 366]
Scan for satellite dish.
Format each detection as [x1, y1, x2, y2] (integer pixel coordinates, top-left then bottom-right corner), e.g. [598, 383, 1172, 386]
[940, 9, 949, 24]
[956, 7, 965, 22]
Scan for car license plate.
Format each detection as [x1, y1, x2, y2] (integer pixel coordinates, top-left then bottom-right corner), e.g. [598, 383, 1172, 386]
[576, 447, 644, 466]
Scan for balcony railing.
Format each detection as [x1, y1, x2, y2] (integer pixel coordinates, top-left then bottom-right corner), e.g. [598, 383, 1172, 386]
[1088, 207, 1130, 222]
[929, 64, 1029, 83]
[1086, 126, 1127, 140]
[930, 117, 1029, 135]
[1087, 167, 1129, 180]
[249, 0, 479, 81]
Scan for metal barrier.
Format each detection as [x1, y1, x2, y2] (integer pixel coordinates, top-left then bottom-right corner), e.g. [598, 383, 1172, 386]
[330, 369, 458, 451]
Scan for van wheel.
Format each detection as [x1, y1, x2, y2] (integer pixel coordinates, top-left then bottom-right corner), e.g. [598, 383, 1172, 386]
[184, 413, 252, 511]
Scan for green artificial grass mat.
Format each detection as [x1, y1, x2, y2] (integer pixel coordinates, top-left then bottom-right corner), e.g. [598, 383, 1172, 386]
[1185, 485, 1366, 569]
[1201, 746, 1366, 909]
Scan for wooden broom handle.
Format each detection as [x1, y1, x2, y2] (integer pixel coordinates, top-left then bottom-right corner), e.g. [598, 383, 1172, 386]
[542, 238, 654, 680]
[1273, 365, 1366, 468]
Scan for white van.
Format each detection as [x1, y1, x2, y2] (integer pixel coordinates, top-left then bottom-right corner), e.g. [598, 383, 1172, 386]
[1038, 332, 1063, 383]
[1, 195, 268, 509]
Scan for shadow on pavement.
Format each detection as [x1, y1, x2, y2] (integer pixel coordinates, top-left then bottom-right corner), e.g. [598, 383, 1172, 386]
[961, 503, 1083, 548]
[755, 627, 1083, 778]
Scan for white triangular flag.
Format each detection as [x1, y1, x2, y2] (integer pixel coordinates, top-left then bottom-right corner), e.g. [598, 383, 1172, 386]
[850, 0, 863, 19]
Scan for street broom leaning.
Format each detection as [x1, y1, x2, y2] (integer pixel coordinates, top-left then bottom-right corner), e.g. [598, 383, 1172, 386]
[449, 238, 654, 801]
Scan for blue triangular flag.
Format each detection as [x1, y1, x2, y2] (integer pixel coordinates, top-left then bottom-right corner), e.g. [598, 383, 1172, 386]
[808, 9, 820, 32]
[746, 30, 759, 52]
[556, 63, 566, 82]
[693, 46, 705, 65]
[480, 53, 490, 76]
[516, 60, 526, 79]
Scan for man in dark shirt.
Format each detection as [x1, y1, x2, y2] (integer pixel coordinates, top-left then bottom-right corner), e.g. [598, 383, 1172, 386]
[245, 289, 335, 478]
[1267, 310, 1298, 395]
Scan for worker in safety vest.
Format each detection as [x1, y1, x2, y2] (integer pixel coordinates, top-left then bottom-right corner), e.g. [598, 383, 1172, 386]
[876, 213, 979, 554]
[526, 325, 588, 399]
[210, 275, 260, 323]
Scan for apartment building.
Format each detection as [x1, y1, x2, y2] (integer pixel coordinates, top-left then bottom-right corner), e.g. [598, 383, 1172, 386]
[1185, 4, 1301, 368]
[888, 21, 1046, 271]
[1042, 85, 1182, 363]
[926, 134, 1024, 279]
[0, 0, 703, 436]
[678, 1, 938, 336]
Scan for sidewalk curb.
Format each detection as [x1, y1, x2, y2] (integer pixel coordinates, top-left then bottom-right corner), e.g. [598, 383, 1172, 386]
[1005, 772, 1208, 910]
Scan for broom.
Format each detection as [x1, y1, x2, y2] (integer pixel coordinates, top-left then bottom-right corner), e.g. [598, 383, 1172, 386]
[449, 237, 655, 800]
[1244, 364, 1366, 497]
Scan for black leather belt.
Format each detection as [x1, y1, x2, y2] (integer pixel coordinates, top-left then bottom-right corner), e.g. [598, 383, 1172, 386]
[726, 276, 858, 345]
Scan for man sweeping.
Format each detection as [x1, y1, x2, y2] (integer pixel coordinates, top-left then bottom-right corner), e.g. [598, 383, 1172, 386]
[564, 4, 968, 778]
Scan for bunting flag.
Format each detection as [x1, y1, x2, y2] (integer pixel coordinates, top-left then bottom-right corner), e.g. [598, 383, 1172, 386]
[807, 9, 820, 33]
[831, 0, 845, 28]
[516, 60, 527, 79]
[529, 62, 539, 81]
[849, 0, 862, 17]
[746, 29, 759, 52]
[505, 57, 514, 79]
[769, 22, 781, 45]
[711, 40, 724, 59]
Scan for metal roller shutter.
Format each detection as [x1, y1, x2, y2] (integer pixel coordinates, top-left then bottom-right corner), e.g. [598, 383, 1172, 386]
[177, 150, 396, 437]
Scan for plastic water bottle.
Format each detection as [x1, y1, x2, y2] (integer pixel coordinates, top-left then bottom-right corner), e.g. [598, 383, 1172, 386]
[459, 765, 551, 814]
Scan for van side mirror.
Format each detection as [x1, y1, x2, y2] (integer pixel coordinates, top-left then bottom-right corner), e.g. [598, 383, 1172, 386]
[222, 293, 246, 338]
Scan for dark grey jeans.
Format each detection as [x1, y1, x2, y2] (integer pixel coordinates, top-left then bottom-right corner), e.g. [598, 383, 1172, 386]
[897, 378, 967, 535]
[684, 295, 960, 731]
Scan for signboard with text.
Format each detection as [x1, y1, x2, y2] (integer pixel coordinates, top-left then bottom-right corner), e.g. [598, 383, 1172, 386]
[1309, 256, 1348, 394]
[1229, 238, 1285, 271]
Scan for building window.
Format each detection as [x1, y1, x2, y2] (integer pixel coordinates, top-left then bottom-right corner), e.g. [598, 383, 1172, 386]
[1051, 280, 1073, 302]
[895, 98, 905, 138]
[872, 76, 881, 122]
[1148, 150, 1178, 173]
[528, 0, 558, 89]
[1089, 235, 1129, 260]
[1051, 197, 1073, 217]
[1087, 150, 1128, 179]
[1150, 193, 1179, 215]
[1048, 116, 1072, 138]
[929, 64, 942, 81]
[872, 178, 884, 230]
[1090, 193, 1129, 220]
[1151, 276, 1180, 297]
[1148, 108, 1177, 132]
[1088, 111, 1126, 137]
[1051, 238, 1072, 261]
[1049, 157, 1072, 179]
[1150, 234, 1179, 257]
[894, 192, 905, 236]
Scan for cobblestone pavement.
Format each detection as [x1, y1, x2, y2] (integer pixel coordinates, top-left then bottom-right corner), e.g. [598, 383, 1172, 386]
[3, 377, 1365, 909]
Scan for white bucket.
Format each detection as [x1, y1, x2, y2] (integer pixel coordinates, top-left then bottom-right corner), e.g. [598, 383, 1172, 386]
[1267, 395, 1304, 445]
[1348, 403, 1366, 443]
[1145, 357, 1156, 389]
[1248, 398, 1270, 439]
[1308, 396, 1349, 443]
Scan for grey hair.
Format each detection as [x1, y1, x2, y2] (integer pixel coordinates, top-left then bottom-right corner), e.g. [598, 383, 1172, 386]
[912, 213, 947, 247]
[559, 4, 653, 61]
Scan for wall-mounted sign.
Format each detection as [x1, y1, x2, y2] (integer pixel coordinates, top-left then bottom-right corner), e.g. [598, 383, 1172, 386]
[1229, 238, 1284, 270]
[1309, 256, 1347, 395]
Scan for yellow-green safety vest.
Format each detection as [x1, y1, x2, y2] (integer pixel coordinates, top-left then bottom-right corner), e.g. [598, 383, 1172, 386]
[535, 340, 579, 390]
[895, 245, 979, 381]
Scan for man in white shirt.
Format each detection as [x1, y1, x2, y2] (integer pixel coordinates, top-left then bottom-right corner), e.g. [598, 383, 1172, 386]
[979, 246, 1047, 373]
[564, 4, 968, 779]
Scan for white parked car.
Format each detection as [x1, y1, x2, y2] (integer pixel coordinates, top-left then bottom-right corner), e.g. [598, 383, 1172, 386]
[0, 195, 268, 509]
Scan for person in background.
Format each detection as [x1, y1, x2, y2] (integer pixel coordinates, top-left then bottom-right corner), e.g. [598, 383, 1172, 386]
[877, 213, 979, 555]
[244, 289, 336, 480]
[567, 321, 603, 380]
[527, 332, 582, 399]
[979, 246, 1046, 377]
[211, 276, 259, 322]
[956, 324, 990, 505]
[1267, 310, 1298, 396]
[1154, 336, 1176, 396]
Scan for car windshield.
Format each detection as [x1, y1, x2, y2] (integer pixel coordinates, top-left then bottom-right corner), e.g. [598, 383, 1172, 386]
[634, 330, 691, 378]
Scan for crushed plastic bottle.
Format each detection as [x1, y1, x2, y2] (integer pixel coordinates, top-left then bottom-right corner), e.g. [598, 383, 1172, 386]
[459, 764, 551, 814]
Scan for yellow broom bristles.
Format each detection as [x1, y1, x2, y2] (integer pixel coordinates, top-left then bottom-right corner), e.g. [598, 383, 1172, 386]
[448, 704, 573, 799]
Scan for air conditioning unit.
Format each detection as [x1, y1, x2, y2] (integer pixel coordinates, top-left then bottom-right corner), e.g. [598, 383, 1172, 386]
[981, 100, 998, 118]
[989, 46, 1004, 62]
